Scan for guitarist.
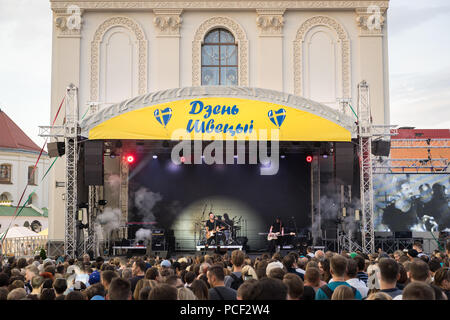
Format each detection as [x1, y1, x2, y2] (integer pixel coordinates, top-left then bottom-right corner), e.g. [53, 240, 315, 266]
[205, 212, 224, 251]
[268, 217, 284, 254]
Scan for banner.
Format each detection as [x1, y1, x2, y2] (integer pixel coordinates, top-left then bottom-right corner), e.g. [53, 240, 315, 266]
[88, 97, 351, 141]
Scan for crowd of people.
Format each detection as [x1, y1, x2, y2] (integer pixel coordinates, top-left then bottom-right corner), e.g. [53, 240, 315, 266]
[0, 240, 449, 301]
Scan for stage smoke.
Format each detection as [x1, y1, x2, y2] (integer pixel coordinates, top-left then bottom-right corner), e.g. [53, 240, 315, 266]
[96, 207, 122, 235]
[134, 187, 163, 222]
[135, 228, 152, 242]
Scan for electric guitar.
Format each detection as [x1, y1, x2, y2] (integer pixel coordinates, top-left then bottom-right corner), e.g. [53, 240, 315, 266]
[206, 226, 225, 239]
[267, 232, 296, 241]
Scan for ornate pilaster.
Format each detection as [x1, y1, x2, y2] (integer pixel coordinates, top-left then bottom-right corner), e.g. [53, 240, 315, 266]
[355, 7, 386, 36]
[54, 7, 83, 38]
[256, 9, 285, 36]
[153, 9, 183, 36]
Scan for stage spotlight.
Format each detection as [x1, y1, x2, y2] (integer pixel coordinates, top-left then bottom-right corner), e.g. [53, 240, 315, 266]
[126, 154, 135, 163]
[234, 155, 238, 159]
[98, 200, 107, 206]
[180, 156, 186, 163]
[153, 155, 158, 159]
[280, 155, 286, 159]
[322, 154, 328, 159]
[306, 155, 313, 163]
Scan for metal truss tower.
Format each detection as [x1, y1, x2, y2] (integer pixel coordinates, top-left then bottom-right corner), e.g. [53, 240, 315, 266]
[64, 84, 79, 258]
[357, 81, 375, 254]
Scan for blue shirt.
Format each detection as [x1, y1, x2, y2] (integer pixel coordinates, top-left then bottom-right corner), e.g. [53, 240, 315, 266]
[315, 281, 363, 300]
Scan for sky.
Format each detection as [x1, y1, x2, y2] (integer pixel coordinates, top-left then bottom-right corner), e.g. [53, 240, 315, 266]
[0, 0, 449, 147]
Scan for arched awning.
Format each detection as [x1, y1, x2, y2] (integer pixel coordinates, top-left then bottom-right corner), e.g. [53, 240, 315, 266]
[80, 86, 357, 141]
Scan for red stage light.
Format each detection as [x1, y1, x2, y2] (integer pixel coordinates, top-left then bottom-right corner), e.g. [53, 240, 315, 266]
[306, 155, 313, 163]
[180, 156, 186, 163]
[126, 155, 135, 163]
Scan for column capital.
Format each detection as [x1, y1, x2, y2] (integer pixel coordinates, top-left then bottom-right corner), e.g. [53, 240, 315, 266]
[54, 7, 84, 38]
[355, 7, 386, 37]
[256, 9, 285, 36]
[153, 9, 183, 36]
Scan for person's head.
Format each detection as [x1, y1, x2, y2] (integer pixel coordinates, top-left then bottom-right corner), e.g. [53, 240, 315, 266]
[25, 265, 39, 282]
[393, 250, 404, 262]
[53, 278, 67, 295]
[177, 287, 197, 300]
[331, 285, 354, 300]
[378, 258, 399, 285]
[207, 264, 225, 287]
[283, 273, 304, 300]
[85, 283, 106, 300]
[345, 258, 358, 280]
[184, 271, 196, 285]
[366, 292, 393, 300]
[409, 259, 430, 282]
[209, 212, 214, 220]
[231, 250, 245, 269]
[330, 255, 348, 279]
[101, 270, 118, 289]
[31, 275, 44, 290]
[268, 267, 285, 280]
[282, 254, 296, 270]
[9, 279, 24, 292]
[428, 258, 442, 274]
[40, 288, 56, 300]
[145, 267, 160, 281]
[7, 288, 27, 300]
[413, 242, 423, 253]
[0, 287, 8, 300]
[433, 267, 450, 290]
[65, 291, 86, 300]
[138, 286, 151, 300]
[0, 273, 9, 288]
[236, 279, 257, 300]
[148, 283, 177, 300]
[241, 265, 258, 281]
[132, 259, 146, 276]
[248, 278, 287, 300]
[403, 282, 435, 300]
[165, 275, 183, 288]
[107, 278, 131, 300]
[304, 267, 321, 287]
[190, 279, 209, 300]
[353, 255, 365, 272]
[82, 254, 90, 264]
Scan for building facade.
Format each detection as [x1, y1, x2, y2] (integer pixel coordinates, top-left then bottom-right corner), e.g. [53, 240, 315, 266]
[48, 0, 390, 241]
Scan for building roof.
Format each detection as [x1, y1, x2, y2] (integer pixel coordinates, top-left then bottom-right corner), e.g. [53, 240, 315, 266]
[0, 205, 45, 217]
[0, 109, 42, 153]
[392, 128, 450, 139]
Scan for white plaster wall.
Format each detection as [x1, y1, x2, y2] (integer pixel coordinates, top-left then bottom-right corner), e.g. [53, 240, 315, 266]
[0, 151, 49, 209]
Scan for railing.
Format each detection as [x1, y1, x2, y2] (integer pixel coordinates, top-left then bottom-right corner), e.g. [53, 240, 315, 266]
[1, 236, 48, 257]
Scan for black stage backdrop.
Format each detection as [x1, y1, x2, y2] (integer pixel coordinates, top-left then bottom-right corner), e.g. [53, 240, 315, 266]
[127, 153, 310, 250]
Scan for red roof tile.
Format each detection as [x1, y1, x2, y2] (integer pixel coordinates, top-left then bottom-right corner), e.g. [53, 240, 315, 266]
[0, 109, 41, 153]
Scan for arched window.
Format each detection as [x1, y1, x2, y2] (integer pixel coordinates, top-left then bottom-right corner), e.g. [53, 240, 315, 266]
[201, 29, 238, 86]
[0, 164, 11, 184]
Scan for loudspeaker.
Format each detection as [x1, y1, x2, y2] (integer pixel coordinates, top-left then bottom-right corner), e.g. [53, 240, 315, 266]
[47, 142, 65, 157]
[372, 140, 391, 157]
[153, 250, 168, 259]
[84, 140, 104, 185]
[335, 142, 354, 185]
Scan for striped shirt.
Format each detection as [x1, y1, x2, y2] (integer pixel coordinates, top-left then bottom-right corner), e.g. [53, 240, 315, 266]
[357, 271, 368, 285]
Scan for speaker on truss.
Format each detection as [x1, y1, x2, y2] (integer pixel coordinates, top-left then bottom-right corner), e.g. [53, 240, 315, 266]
[84, 140, 104, 185]
[335, 142, 354, 186]
[47, 142, 65, 157]
[372, 139, 391, 157]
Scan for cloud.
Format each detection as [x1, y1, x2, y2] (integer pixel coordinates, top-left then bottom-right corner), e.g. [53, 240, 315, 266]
[390, 68, 450, 128]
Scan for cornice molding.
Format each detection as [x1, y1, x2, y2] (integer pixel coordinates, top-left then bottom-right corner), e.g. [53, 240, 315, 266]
[50, 1, 389, 11]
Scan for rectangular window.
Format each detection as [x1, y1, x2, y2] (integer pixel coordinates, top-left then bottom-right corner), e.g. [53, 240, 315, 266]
[0, 164, 11, 184]
[28, 166, 36, 185]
